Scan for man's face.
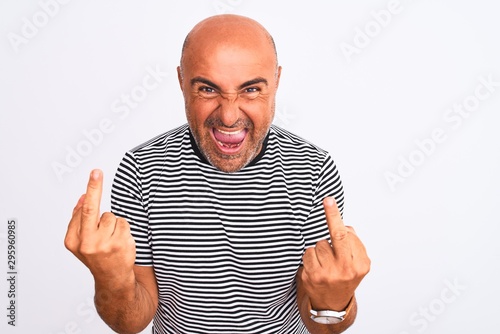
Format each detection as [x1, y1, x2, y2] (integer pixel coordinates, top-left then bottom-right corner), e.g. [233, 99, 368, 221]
[178, 42, 281, 173]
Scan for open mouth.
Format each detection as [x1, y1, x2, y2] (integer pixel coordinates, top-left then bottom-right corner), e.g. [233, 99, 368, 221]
[212, 128, 248, 153]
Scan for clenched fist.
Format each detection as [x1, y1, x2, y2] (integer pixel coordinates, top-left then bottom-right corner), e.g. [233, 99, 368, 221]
[64, 169, 136, 287]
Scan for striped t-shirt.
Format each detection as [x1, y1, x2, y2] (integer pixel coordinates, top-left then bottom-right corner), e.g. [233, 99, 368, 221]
[111, 123, 344, 334]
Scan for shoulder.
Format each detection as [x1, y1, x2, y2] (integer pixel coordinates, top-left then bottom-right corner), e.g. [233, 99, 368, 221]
[116, 124, 191, 173]
[269, 125, 329, 160]
[129, 123, 189, 155]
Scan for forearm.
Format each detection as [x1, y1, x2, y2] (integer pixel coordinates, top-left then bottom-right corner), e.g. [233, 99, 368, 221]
[94, 274, 157, 334]
[297, 279, 357, 334]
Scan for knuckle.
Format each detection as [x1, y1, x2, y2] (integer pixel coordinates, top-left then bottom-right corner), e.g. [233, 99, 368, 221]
[345, 262, 370, 281]
[316, 240, 330, 248]
[127, 234, 136, 247]
[116, 218, 132, 233]
[108, 244, 122, 253]
[64, 235, 77, 251]
[346, 226, 356, 233]
[300, 269, 309, 284]
[316, 243, 333, 257]
[361, 257, 371, 275]
[331, 230, 348, 241]
[304, 246, 314, 255]
[344, 268, 360, 281]
[79, 242, 113, 256]
[78, 242, 96, 256]
[302, 248, 315, 263]
[333, 263, 358, 281]
[310, 272, 330, 286]
[100, 212, 112, 219]
[116, 217, 130, 227]
[303, 266, 328, 284]
[81, 202, 94, 217]
[99, 212, 116, 225]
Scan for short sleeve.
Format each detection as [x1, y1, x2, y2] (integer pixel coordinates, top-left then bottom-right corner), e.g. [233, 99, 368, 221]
[111, 151, 153, 266]
[302, 154, 344, 248]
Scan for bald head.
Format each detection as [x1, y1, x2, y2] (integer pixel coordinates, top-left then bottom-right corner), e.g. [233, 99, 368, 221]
[177, 14, 282, 173]
[180, 14, 278, 74]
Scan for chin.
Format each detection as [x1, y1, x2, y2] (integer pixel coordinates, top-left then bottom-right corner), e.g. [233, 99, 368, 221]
[208, 155, 251, 173]
[199, 134, 257, 173]
[192, 125, 265, 173]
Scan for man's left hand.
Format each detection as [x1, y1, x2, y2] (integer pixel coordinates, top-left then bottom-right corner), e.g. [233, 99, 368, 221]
[299, 197, 370, 311]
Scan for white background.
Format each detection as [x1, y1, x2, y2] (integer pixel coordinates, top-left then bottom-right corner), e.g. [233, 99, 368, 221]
[1, 0, 499, 333]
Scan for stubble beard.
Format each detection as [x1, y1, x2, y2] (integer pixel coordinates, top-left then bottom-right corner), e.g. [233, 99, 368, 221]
[187, 111, 273, 173]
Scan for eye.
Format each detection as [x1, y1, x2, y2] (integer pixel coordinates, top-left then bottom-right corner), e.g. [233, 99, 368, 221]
[200, 86, 215, 93]
[240, 86, 261, 99]
[197, 86, 218, 99]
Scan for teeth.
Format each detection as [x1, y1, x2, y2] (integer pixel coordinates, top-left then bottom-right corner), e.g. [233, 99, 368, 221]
[217, 140, 242, 148]
[216, 128, 243, 135]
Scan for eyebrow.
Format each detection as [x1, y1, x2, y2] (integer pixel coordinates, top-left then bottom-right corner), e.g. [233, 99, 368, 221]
[190, 77, 221, 91]
[238, 77, 268, 90]
[190, 76, 268, 91]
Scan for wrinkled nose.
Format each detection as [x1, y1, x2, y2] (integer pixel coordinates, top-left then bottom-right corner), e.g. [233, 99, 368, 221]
[218, 94, 240, 127]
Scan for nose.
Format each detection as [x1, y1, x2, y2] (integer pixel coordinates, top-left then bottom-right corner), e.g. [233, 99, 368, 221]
[218, 93, 240, 127]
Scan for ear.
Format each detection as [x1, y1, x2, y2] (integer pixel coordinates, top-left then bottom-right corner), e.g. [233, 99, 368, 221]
[177, 66, 184, 91]
[275, 66, 282, 89]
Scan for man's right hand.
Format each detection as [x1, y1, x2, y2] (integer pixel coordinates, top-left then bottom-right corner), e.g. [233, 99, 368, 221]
[64, 169, 136, 287]
[65, 170, 158, 333]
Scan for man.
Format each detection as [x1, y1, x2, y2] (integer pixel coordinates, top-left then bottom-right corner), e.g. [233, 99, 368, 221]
[65, 14, 370, 334]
